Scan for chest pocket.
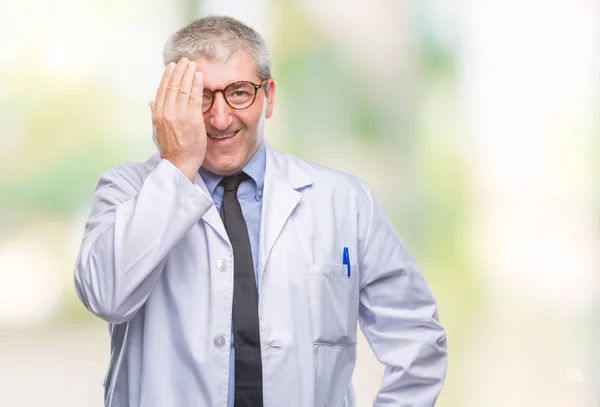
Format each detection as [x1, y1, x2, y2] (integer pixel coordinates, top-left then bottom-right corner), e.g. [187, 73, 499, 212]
[308, 264, 359, 346]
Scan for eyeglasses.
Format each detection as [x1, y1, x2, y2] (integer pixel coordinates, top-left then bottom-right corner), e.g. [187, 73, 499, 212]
[202, 80, 267, 113]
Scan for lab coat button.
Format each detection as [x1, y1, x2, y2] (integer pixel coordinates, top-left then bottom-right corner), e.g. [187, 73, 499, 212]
[216, 259, 227, 271]
[213, 335, 226, 348]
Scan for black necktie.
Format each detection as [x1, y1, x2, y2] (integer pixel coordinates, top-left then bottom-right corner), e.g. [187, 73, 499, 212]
[219, 173, 263, 407]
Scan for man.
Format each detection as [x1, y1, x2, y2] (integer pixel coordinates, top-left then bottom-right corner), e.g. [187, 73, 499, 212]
[74, 15, 447, 407]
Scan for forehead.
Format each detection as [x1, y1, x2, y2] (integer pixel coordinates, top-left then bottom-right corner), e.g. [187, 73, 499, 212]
[194, 50, 260, 90]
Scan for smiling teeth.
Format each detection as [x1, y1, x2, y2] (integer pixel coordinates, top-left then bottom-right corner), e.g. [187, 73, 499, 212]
[208, 131, 238, 140]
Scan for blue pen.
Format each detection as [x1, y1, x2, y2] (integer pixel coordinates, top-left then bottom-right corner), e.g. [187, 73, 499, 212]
[343, 247, 350, 277]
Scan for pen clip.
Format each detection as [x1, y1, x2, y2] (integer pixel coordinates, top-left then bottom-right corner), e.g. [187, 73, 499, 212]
[343, 247, 350, 277]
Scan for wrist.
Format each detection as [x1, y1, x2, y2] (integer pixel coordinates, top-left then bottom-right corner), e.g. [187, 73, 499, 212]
[164, 157, 200, 182]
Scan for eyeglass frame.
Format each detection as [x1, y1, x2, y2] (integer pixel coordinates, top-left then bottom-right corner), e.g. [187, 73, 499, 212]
[202, 79, 268, 113]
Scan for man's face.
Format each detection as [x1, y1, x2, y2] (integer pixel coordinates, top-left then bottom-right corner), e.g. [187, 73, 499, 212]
[194, 50, 275, 176]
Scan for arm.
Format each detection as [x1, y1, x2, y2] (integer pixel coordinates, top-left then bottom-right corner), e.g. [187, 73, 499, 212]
[358, 186, 448, 407]
[74, 57, 210, 324]
[73, 159, 213, 324]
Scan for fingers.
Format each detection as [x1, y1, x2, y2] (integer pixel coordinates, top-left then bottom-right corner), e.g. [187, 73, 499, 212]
[189, 71, 204, 113]
[164, 58, 190, 116]
[154, 62, 176, 115]
[177, 61, 196, 111]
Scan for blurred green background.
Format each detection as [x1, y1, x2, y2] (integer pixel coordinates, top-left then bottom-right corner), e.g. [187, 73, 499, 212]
[0, 0, 598, 406]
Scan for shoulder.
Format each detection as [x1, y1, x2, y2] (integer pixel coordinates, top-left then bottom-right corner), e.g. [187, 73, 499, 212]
[96, 153, 162, 192]
[270, 147, 373, 205]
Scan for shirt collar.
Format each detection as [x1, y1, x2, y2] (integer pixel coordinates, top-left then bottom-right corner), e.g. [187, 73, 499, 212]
[199, 141, 266, 195]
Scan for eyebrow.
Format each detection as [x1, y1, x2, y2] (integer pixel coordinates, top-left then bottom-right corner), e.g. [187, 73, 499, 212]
[203, 79, 262, 91]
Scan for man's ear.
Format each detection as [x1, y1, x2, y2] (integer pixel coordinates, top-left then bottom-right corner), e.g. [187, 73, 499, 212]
[265, 79, 276, 119]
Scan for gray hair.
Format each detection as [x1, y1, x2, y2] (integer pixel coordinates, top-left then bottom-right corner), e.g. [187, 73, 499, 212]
[163, 15, 271, 81]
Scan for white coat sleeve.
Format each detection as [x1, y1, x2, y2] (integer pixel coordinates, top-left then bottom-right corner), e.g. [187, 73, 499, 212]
[73, 159, 214, 324]
[357, 186, 448, 407]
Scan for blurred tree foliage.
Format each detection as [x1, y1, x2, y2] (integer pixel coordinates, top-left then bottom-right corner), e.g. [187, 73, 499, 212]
[0, 64, 132, 240]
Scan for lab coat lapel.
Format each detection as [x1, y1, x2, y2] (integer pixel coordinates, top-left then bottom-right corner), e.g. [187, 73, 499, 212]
[193, 172, 229, 242]
[259, 146, 312, 285]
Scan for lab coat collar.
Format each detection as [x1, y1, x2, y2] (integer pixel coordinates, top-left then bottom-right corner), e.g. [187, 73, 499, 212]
[193, 142, 314, 263]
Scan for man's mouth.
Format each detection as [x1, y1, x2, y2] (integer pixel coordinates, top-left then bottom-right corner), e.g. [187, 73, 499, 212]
[207, 130, 239, 140]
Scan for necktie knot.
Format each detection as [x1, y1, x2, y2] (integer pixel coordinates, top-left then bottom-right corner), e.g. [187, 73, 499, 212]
[221, 173, 249, 193]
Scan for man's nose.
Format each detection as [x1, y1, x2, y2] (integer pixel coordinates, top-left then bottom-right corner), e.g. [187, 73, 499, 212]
[206, 92, 233, 130]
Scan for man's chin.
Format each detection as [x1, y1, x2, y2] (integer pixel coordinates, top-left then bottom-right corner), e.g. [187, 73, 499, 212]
[202, 157, 243, 176]
[203, 142, 260, 176]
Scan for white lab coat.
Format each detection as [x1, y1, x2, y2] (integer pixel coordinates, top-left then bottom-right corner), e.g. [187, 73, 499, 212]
[74, 145, 447, 407]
